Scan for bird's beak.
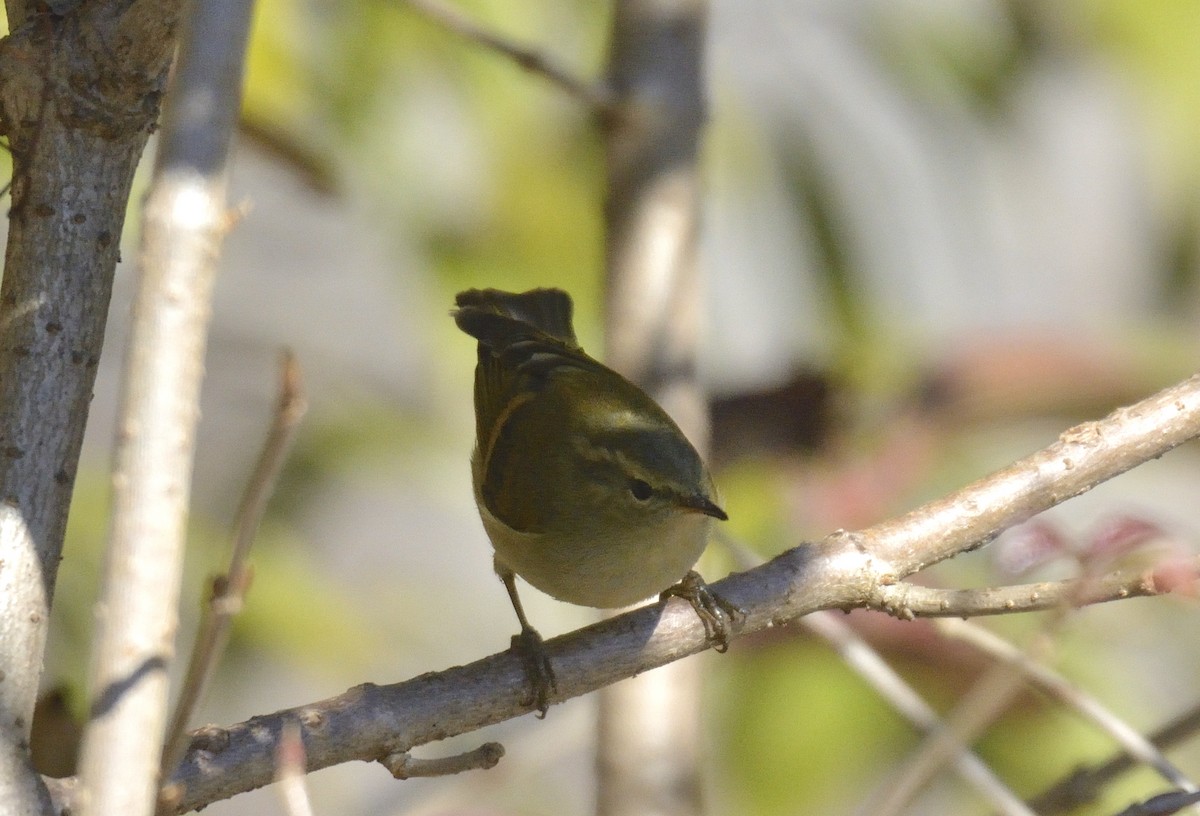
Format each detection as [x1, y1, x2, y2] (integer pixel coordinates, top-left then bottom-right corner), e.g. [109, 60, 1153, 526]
[679, 493, 728, 521]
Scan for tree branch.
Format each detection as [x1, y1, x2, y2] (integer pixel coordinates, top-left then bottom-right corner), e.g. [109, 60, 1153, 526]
[160, 353, 307, 780]
[936, 619, 1198, 794]
[870, 561, 1197, 619]
[0, 2, 181, 812]
[1030, 702, 1200, 814]
[152, 373, 1200, 813]
[381, 743, 505, 779]
[802, 611, 1037, 816]
[74, 0, 254, 812]
[866, 373, 1200, 576]
[401, 0, 611, 110]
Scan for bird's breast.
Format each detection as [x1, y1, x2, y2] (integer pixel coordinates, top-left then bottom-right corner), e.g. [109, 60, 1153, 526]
[480, 502, 713, 609]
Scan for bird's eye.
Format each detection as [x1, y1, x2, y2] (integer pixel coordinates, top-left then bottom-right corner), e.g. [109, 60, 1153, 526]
[628, 479, 653, 501]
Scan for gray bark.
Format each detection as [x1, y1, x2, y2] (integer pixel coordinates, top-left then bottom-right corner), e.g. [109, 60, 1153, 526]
[0, 2, 180, 811]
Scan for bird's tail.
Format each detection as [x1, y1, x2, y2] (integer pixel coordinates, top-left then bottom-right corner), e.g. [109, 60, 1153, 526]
[453, 288, 578, 349]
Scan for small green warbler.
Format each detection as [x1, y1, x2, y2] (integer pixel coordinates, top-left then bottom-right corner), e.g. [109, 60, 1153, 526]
[454, 287, 735, 714]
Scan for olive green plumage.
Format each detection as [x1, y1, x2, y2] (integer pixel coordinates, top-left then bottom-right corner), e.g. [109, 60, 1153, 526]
[453, 287, 726, 609]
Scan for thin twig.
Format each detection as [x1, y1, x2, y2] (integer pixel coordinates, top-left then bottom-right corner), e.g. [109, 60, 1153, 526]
[731, 524, 1198, 813]
[862, 543, 1120, 815]
[159, 352, 307, 782]
[871, 561, 1197, 619]
[1113, 790, 1200, 816]
[803, 612, 1037, 816]
[938, 619, 1199, 796]
[861, 628, 1060, 816]
[716, 533, 1035, 815]
[1030, 703, 1200, 814]
[401, 0, 612, 109]
[864, 547, 1200, 816]
[381, 743, 505, 779]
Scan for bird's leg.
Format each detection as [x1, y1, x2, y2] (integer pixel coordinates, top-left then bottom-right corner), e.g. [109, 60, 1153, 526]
[660, 570, 744, 652]
[498, 565, 556, 717]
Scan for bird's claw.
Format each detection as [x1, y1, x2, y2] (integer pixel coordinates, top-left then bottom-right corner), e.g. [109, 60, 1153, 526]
[511, 626, 556, 717]
[661, 570, 744, 652]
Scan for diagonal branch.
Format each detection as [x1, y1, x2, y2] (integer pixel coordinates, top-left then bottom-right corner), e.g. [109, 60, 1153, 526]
[719, 534, 1034, 814]
[149, 373, 1200, 813]
[865, 373, 1200, 575]
[937, 619, 1198, 794]
[1030, 702, 1200, 814]
[803, 611, 1037, 816]
[159, 353, 307, 784]
[870, 561, 1198, 619]
[401, 0, 611, 109]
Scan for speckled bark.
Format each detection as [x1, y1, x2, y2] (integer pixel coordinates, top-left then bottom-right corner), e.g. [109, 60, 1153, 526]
[0, 2, 179, 812]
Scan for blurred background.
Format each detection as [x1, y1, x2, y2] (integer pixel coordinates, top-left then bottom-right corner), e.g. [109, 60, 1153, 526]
[8, 0, 1200, 813]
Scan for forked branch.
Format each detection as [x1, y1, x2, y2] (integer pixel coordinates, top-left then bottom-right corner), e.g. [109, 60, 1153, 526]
[146, 373, 1200, 813]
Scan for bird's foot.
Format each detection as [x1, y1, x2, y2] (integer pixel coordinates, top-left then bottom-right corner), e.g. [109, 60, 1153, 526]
[510, 626, 556, 717]
[660, 570, 744, 652]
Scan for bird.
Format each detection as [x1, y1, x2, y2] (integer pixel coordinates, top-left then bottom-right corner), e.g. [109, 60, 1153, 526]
[454, 287, 736, 714]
